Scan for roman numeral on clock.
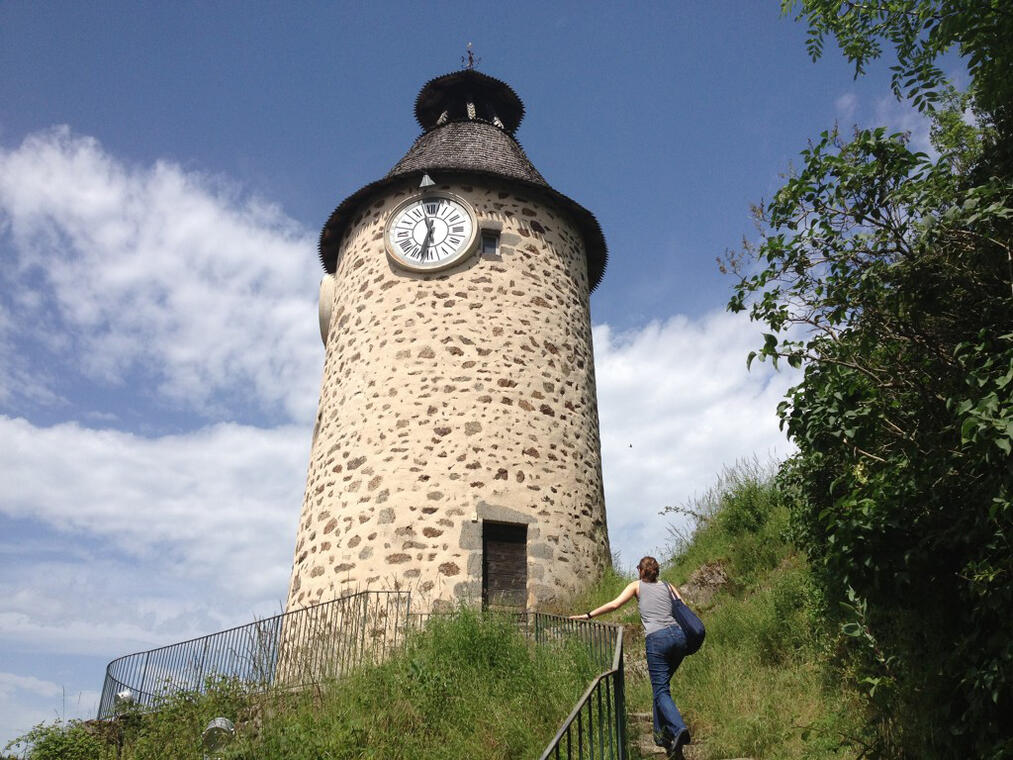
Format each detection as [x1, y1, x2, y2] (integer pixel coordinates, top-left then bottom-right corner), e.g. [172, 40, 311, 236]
[386, 194, 476, 270]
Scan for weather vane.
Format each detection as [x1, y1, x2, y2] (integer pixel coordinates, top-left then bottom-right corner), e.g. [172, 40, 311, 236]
[461, 42, 480, 70]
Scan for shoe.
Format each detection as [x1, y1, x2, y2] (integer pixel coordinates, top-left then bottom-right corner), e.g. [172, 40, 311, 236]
[666, 729, 690, 760]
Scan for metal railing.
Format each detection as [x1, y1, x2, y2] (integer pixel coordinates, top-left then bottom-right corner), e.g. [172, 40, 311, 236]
[98, 598, 627, 759]
[534, 615, 627, 760]
[97, 590, 411, 718]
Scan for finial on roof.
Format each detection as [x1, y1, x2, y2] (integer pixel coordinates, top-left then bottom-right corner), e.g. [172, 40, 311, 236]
[461, 42, 480, 70]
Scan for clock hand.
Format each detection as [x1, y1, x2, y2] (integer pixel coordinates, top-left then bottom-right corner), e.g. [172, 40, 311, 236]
[419, 201, 434, 260]
[421, 220, 433, 259]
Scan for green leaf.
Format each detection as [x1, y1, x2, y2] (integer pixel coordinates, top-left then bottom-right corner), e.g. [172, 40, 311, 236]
[961, 417, 979, 443]
[841, 622, 862, 637]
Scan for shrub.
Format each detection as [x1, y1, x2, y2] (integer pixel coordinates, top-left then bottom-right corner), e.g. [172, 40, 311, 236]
[10, 610, 600, 760]
[5, 721, 108, 760]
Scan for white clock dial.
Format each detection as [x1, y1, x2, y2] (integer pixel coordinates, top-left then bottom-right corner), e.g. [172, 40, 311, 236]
[384, 192, 478, 272]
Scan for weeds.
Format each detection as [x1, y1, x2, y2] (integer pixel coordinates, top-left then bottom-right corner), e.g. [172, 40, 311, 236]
[11, 459, 881, 760]
[622, 461, 866, 759]
[8, 610, 597, 760]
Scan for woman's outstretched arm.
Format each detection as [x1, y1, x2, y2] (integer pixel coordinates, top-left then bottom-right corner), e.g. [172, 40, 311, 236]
[569, 580, 638, 620]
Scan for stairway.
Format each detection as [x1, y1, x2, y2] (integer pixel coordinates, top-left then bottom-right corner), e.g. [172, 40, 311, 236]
[627, 712, 754, 760]
[629, 711, 663, 757]
[628, 712, 693, 759]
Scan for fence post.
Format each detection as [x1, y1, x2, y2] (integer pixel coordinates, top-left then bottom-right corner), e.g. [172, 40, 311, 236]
[616, 637, 626, 759]
[140, 651, 150, 698]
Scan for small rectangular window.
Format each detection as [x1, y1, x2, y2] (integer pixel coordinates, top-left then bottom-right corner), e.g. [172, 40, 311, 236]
[481, 231, 500, 256]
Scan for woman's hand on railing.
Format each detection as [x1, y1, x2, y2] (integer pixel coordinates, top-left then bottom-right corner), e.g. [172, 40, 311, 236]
[567, 580, 638, 621]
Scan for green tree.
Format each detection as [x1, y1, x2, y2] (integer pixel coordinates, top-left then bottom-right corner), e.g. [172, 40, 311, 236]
[5, 721, 109, 760]
[726, 2, 1012, 756]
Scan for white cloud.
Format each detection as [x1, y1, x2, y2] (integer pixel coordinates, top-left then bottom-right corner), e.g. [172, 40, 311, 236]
[828, 92, 937, 159]
[0, 131, 327, 747]
[874, 96, 935, 157]
[0, 542, 286, 659]
[0, 127, 322, 422]
[835, 92, 858, 122]
[594, 311, 796, 568]
[0, 417, 306, 602]
[0, 673, 64, 700]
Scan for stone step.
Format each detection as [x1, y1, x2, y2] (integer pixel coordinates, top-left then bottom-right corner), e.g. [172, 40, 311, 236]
[635, 736, 667, 756]
[629, 711, 756, 759]
[631, 728, 755, 760]
[634, 739, 755, 760]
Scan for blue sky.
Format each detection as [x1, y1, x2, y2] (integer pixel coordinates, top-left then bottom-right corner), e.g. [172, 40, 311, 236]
[0, 1, 935, 746]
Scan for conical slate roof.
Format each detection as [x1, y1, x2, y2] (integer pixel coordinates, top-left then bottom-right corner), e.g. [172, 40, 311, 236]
[387, 120, 547, 186]
[319, 70, 607, 291]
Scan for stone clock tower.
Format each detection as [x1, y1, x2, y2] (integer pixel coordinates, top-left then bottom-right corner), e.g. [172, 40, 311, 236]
[286, 68, 610, 613]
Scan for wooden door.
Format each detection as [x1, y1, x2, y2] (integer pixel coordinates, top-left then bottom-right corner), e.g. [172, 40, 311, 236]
[482, 522, 527, 611]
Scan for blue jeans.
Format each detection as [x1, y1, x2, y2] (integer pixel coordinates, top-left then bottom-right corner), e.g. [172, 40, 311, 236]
[645, 623, 689, 747]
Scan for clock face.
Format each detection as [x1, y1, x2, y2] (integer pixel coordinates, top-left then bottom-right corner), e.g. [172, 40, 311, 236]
[384, 192, 478, 272]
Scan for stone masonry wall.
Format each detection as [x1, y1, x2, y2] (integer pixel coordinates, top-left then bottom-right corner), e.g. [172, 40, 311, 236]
[285, 178, 611, 612]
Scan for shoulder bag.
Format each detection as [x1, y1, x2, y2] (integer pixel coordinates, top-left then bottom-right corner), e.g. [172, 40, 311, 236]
[668, 583, 705, 654]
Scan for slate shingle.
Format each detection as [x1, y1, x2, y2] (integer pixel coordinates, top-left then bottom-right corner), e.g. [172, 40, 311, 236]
[387, 121, 547, 186]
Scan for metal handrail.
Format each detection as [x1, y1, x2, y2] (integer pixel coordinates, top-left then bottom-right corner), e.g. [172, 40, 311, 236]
[535, 614, 626, 760]
[98, 600, 628, 759]
[97, 590, 411, 718]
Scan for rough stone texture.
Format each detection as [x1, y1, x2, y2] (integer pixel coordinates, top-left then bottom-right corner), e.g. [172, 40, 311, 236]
[285, 178, 610, 613]
[680, 561, 730, 607]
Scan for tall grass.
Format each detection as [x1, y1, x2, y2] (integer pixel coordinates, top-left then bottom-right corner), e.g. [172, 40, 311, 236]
[602, 460, 868, 759]
[671, 560, 864, 759]
[8, 610, 599, 760]
[11, 460, 877, 760]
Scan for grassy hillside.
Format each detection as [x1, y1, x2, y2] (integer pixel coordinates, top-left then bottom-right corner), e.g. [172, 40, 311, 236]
[569, 462, 868, 759]
[6, 610, 597, 760]
[12, 461, 879, 760]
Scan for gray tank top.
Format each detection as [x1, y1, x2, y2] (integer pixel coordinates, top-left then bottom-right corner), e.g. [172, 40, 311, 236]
[638, 580, 679, 635]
